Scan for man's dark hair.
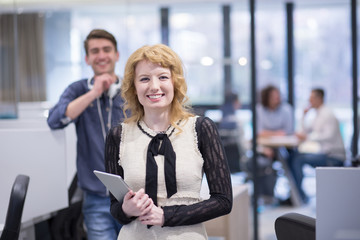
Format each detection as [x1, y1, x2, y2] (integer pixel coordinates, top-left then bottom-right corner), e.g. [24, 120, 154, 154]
[224, 91, 239, 105]
[260, 85, 278, 108]
[84, 29, 117, 55]
[312, 88, 325, 100]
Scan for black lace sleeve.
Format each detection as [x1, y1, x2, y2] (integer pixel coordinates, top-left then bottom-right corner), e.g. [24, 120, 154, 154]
[105, 125, 136, 225]
[162, 116, 233, 226]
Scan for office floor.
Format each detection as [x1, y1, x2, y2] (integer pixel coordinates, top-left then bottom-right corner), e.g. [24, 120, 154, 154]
[258, 165, 316, 240]
[216, 165, 317, 240]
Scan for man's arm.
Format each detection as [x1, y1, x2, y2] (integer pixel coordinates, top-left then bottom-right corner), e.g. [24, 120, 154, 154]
[47, 80, 85, 129]
[65, 89, 98, 120]
[66, 73, 116, 120]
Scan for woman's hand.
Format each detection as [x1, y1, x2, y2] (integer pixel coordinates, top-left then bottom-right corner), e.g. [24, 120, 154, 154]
[122, 188, 153, 218]
[138, 204, 165, 226]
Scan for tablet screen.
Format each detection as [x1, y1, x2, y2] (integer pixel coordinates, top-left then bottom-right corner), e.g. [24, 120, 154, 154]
[93, 170, 130, 201]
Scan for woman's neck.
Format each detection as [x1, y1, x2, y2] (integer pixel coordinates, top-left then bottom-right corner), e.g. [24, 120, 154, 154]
[143, 111, 171, 132]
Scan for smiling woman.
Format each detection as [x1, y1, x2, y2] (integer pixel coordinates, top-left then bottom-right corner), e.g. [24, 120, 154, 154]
[121, 44, 190, 128]
[105, 44, 233, 240]
[134, 60, 174, 122]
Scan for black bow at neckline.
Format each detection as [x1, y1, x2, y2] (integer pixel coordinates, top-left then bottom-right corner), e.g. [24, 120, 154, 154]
[137, 121, 177, 207]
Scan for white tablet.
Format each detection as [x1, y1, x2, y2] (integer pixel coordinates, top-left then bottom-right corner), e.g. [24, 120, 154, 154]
[93, 170, 130, 202]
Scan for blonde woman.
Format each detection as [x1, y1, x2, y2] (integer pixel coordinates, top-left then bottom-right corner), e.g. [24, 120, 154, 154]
[105, 44, 232, 239]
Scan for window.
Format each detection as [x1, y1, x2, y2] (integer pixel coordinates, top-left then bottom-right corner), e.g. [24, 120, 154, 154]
[170, 4, 223, 105]
[45, 4, 160, 104]
[294, 3, 352, 147]
[232, 4, 251, 106]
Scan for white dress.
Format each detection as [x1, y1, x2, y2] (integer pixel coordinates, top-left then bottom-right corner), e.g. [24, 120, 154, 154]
[117, 116, 208, 240]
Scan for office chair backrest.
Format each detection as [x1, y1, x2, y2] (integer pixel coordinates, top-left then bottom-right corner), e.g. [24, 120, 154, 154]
[274, 212, 316, 240]
[0, 174, 30, 240]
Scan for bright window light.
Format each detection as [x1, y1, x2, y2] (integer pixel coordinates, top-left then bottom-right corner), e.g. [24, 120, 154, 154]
[238, 57, 248, 66]
[200, 56, 214, 66]
[260, 59, 273, 70]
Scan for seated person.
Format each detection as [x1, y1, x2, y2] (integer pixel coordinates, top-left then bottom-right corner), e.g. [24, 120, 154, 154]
[255, 85, 294, 200]
[218, 92, 246, 173]
[291, 88, 346, 203]
[257, 85, 294, 139]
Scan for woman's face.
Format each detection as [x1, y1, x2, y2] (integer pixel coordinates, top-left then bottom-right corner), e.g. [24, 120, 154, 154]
[269, 89, 281, 109]
[134, 60, 174, 114]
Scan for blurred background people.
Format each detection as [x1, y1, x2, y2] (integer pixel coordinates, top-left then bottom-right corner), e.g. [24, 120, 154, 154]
[257, 85, 294, 139]
[254, 85, 294, 204]
[291, 88, 346, 203]
[218, 92, 247, 173]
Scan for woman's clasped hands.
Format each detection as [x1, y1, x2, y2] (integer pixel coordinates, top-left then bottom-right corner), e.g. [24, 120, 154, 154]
[122, 188, 165, 226]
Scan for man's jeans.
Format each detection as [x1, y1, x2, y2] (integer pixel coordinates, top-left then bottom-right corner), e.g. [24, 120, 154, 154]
[289, 153, 343, 202]
[82, 191, 122, 240]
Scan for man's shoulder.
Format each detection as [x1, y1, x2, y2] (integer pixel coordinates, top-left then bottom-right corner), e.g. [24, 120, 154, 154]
[319, 105, 336, 118]
[65, 78, 88, 93]
[281, 102, 293, 110]
[276, 102, 292, 115]
[69, 78, 88, 87]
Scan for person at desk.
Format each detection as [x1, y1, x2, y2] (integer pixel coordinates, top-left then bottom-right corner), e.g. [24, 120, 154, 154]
[218, 92, 246, 173]
[257, 85, 294, 139]
[47, 29, 124, 239]
[255, 85, 294, 202]
[105, 44, 232, 239]
[291, 88, 346, 203]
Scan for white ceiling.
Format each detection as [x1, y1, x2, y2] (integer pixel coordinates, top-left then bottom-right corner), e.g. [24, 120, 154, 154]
[0, 0, 351, 12]
[0, 0, 351, 6]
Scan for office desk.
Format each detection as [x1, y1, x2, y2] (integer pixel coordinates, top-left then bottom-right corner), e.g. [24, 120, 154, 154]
[202, 184, 250, 240]
[258, 135, 303, 207]
[0, 125, 74, 240]
[0, 103, 77, 239]
[257, 135, 300, 148]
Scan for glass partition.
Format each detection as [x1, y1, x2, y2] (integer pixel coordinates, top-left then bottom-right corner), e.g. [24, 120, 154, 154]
[232, 3, 251, 106]
[45, 4, 160, 104]
[256, 4, 287, 99]
[170, 4, 223, 105]
[294, 3, 352, 149]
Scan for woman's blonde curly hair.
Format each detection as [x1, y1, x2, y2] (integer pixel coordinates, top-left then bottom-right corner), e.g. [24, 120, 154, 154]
[121, 44, 193, 131]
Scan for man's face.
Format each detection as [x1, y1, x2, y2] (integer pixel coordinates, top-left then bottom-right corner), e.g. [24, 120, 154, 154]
[85, 38, 119, 76]
[309, 91, 322, 108]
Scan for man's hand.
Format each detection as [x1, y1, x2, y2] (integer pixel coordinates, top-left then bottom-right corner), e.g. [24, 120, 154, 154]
[303, 105, 312, 115]
[296, 132, 307, 141]
[91, 73, 117, 97]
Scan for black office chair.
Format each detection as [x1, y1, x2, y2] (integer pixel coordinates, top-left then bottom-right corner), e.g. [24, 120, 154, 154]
[274, 212, 316, 240]
[0, 174, 30, 240]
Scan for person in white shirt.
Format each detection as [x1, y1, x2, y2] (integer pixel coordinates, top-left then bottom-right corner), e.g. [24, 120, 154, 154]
[291, 88, 346, 203]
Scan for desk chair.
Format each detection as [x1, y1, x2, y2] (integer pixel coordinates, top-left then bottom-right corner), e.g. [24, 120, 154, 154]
[0, 174, 30, 240]
[274, 212, 315, 240]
